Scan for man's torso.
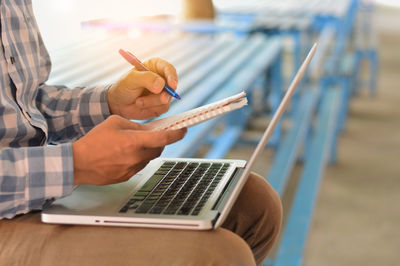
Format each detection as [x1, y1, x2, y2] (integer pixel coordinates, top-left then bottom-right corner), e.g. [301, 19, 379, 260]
[0, 0, 50, 148]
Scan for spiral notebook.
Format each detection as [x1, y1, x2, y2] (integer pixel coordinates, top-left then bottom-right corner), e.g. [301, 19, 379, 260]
[148, 92, 248, 131]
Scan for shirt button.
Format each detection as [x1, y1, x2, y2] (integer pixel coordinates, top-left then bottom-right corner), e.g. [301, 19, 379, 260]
[10, 56, 15, 64]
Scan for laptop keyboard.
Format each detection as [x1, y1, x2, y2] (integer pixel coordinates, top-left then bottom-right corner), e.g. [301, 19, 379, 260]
[119, 161, 231, 216]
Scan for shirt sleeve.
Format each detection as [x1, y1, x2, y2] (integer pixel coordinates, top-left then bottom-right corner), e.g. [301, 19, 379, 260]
[0, 143, 74, 219]
[35, 84, 111, 144]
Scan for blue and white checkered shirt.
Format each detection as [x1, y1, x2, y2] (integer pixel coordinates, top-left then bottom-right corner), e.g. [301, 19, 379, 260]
[0, 0, 110, 219]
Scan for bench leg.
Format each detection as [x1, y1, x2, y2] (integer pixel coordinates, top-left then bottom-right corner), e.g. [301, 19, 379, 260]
[269, 51, 283, 146]
[368, 49, 379, 97]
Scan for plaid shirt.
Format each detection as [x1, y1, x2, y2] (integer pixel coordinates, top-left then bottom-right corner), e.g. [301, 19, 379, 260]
[0, 0, 110, 219]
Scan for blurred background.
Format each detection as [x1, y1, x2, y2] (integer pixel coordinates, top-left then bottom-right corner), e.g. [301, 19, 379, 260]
[32, 0, 399, 265]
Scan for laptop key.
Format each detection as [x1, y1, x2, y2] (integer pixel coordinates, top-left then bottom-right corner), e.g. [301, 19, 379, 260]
[178, 199, 197, 215]
[164, 208, 178, 215]
[120, 199, 138, 213]
[178, 207, 191, 215]
[129, 202, 141, 210]
[150, 207, 164, 214]
[131, 194, 146, 200]
[174, 162, 187, 169]
[135, 191, 149, 196]
[141, 174, 165, 192]
[136, 204, 153, 214]
[119, 205, 129, 213]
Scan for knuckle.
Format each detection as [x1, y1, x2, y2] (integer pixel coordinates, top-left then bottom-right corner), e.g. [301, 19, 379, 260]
[152, 57, 163, 63]
[146, 57, 157, 64]
[145, 58, 159, 70]
[167, 64, 177, 74]
[107, 115, 120, 123]
[157, 59, 172, 73]
[109, 114, 118, 120]
[155, 58, 164, 68]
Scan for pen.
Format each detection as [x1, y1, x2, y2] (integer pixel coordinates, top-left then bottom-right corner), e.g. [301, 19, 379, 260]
[118, 49, 181, 100]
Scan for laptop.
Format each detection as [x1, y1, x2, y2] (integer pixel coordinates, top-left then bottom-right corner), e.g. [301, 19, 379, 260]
[41, 43, 317, 230]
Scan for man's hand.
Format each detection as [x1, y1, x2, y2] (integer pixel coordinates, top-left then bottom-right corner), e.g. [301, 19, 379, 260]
[72, 115, 186, 186]
[107, 57, 178, 120]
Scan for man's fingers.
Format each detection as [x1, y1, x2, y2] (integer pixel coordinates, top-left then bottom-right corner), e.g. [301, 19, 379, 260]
[135, 92, 171, 108]
[133, 128, 187, 148]
[123, 69, 166, 95]
[145, 58, 178, 89]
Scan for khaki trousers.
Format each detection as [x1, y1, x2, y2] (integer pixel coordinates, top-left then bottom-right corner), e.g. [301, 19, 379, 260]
[0, 173, 282, 266]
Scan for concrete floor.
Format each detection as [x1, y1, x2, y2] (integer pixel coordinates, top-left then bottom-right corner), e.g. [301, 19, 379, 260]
[304, 7, 400, 266]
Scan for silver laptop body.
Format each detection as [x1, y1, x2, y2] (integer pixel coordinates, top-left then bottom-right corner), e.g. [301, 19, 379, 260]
[42, 44, 317, 230]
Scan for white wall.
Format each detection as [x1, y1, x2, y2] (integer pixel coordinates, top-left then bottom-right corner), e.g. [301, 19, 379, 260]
[32, 0, 181, 50]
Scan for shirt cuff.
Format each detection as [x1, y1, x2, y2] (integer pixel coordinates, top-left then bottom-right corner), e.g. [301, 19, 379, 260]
[25, 143, 74, 211]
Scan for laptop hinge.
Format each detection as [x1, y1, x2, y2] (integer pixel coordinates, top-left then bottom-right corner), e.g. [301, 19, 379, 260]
[212, 168, 245, 212]
[212, 212, 221, 225]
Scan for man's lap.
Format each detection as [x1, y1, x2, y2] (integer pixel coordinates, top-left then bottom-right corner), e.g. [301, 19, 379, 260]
[0, 173, 281, 266]
[0, 212, 254, 265]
